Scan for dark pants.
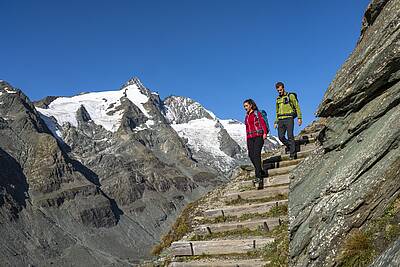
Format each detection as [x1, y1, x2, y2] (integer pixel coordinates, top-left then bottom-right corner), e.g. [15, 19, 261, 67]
[278, 118, 295, 156]
[247, 136, 264, 180]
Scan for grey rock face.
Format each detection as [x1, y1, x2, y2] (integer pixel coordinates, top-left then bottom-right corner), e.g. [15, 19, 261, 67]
[370, 237, 400, 266]
[289, 1, 400, 266]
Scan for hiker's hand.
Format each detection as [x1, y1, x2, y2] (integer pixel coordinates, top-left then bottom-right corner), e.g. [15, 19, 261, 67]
[263, 133, 267, 140]
[298, 118, 302, 126]
[274, 123, 277, 129]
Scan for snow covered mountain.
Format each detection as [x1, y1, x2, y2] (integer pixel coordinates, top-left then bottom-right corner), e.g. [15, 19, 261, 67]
[163, 95, 281, 175]
[220, 119, 281, 152]
[0, 77, 281, 265]
[36, 79, 280, 177]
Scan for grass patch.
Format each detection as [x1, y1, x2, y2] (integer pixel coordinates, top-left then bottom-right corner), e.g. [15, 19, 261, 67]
[198, 204, 288, 225]
[261, 223, 289, 267]
[337, 230, 376, 267]
[238, 185, 255, 191]
[190, 221, 287, 241]
[151, 201, 200, 256]
[225, 194, 288, 206]
[174, 252, 262, 262]
[337, 196, 400, 266]
[190, 227, 273, 241]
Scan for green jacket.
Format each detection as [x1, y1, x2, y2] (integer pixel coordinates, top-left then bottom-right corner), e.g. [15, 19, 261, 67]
[275, 92, 302, 123]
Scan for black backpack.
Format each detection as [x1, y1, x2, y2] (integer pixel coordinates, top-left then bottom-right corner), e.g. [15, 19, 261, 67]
[288, 92, 298, 118]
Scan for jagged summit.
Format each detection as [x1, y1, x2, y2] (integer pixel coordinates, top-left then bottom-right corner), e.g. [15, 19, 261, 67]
[163, 95, 216, 124]
[36, 79, 154, 135]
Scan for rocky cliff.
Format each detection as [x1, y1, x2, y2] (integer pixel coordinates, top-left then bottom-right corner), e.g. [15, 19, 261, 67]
[289, 0, 400, 266]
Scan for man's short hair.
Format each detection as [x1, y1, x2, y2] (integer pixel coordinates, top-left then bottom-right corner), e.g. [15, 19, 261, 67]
[275, 82, 285, 89]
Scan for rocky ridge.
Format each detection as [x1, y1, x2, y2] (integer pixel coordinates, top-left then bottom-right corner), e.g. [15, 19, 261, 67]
[289, 0, 400, 266]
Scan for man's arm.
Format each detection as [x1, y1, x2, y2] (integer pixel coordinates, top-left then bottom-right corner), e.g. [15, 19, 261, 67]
[274, 100, 279, 128]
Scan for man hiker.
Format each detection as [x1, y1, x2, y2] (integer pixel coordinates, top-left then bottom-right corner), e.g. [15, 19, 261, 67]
[273, 82, 302, 159]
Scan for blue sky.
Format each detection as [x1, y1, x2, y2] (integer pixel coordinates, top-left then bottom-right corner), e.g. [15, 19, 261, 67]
[1, 0, 369, 135]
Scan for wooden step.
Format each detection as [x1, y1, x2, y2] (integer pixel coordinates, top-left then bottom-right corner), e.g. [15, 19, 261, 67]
[279, 142, 317, 155]
[297, 136, 316, 142]
[169, 258, 267, 267]
[203, 200, 287, 218]
[266, 165, 296, 176]
[263, 158, 303, 169]
[241, 163, 297, 176]
[225, 185, 288, 201]
[279, 148, 314, 161]
[194, 217, 283, 235]
[170, 238, 274, 256]
[261, 148, 314, 164]
[299, 132, 320, 139]
[240, 173, 290, 187]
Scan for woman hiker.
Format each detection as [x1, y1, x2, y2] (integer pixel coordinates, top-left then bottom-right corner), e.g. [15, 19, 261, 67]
[244, 99, 268, 190]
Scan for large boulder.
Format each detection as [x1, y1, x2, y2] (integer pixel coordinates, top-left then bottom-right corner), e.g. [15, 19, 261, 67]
[289, 0, 400, 266]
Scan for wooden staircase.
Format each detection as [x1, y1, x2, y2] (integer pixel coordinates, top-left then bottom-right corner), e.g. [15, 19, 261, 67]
[163, 133, 319, 267]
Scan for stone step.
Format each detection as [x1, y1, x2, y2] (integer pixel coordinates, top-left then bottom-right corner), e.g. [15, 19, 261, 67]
[266, 165, 296, 177]
[194, 217, 283, 235]
[240, 173, 290, 187]
[169, 258, 267, 267]
[170, 238, 274, 256]
[225, 185, 288, 201]
[203, 200, 287, 218]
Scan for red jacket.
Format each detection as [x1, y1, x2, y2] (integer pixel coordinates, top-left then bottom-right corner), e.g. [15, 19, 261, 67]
[245, 110, 268, 139]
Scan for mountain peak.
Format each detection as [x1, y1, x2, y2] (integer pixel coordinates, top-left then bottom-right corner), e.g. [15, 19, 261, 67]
[163, 95, 216, 124]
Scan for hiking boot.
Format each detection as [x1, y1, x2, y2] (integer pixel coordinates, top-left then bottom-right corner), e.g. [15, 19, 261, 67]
[289, 153, 297, 160]
[256, 180, 264, 190]
[261, 169, 268, 178]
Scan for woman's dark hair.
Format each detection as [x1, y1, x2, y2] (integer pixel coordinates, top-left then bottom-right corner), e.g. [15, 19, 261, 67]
[243, 99, 258, 111]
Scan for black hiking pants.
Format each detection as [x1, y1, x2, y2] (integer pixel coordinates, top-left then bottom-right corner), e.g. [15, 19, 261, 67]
[247, 136, 264, 180]
[278, 117, 296, 156]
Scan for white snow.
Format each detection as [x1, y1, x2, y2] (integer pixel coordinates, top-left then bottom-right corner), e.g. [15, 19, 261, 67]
[220, 119, 247, 151]
[165, 96, 216, 124]
[36, 83, 151, 136]
[171, 118, 236, 171]
[4, 87, 17, 94]
[125, 84, 150, 117]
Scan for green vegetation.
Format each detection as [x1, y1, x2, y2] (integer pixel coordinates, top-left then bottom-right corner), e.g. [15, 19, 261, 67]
[197, 204, 288, 225]
[190, 224, 284, 241]
[337, 230, 376, 267]
[337, 197, 400, 266]
[174, 252, 261, 262]
[225, 194, 288, 206]
[151, 201, 200, 256]
[261, 223, 289, 267]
